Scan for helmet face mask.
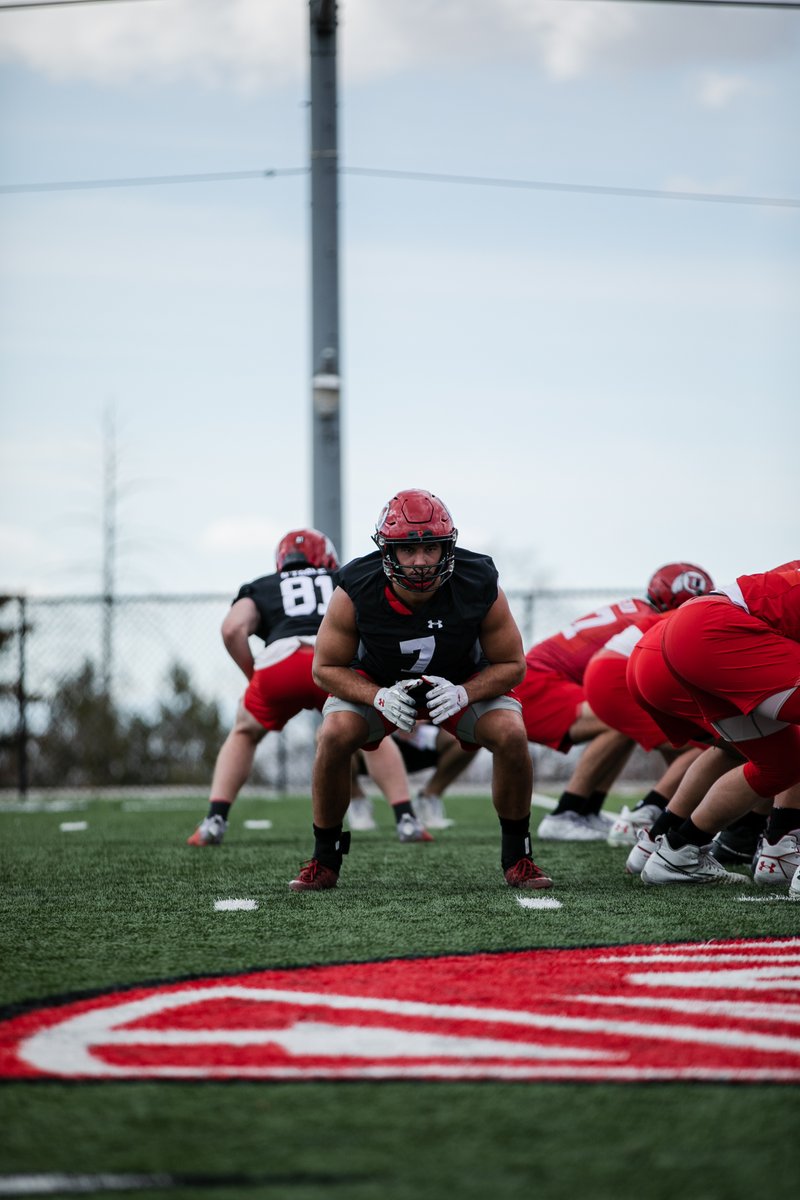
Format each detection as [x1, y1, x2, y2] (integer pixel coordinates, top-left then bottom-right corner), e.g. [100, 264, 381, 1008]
[647, 562, 714, 611]
[372, 489, 458, 593]
[275, 528, 339, 572]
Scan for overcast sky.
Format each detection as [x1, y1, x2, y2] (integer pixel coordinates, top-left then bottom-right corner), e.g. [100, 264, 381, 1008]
[1, 0, 798, 601]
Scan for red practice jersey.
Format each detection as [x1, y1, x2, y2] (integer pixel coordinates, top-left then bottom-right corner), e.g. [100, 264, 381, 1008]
[525, 597, 657, 685]
[717, 560, 800, 641]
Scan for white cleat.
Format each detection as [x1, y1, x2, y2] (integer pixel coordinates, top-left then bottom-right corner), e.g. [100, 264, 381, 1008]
[347, 797, 377, 831]
[625, 828, 659, 876]
[789, 864, 800, 900]
[608, 803, 663, 847]
[413, 792, 455, 830]
[641, 836, 749, 886]
[537, 811, 607, 842]
[753, 833, 800, 886]
[583, 811, 614, 835]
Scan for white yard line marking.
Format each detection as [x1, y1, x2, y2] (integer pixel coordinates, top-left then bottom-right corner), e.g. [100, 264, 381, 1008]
[244, 820, 273, 830]
[214, 899, 258, 912]
[737, 894, 795, 903]
[532, 792, 557, 811]
[0, 1173, 175, 1196]
[59, 822, 88, 832]
[516, 896, 562, 910]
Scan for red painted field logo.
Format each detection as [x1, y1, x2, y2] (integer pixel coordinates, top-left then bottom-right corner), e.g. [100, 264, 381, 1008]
[1, 939, 798, 1083]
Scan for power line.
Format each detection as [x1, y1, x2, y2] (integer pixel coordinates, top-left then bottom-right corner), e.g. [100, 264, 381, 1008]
[0, 167, 307, 193]
[1, 164, 797, 208]
[0, 1, 160, 11]
[1, 0, 799, 8]
[343, 165, 800, 209]
[579, 1, 800, 8]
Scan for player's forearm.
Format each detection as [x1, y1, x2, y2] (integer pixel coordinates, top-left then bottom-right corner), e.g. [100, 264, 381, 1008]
[313, 664, 378, 705]
[463, 660, 525, 703]
[223, 630, 255, 679]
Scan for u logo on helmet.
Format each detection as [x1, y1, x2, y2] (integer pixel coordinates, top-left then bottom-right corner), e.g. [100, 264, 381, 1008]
[672, 571, 708, 597]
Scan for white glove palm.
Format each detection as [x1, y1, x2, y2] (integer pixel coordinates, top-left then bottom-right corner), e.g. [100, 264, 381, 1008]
[373, 679, 422, 732]
[422, 675, 468, 724]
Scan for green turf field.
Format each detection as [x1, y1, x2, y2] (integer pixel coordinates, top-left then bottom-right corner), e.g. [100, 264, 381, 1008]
[0, 792, 797, 1199]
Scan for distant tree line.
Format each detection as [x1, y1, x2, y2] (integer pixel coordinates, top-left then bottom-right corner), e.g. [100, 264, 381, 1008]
[0, 651, 228, 790]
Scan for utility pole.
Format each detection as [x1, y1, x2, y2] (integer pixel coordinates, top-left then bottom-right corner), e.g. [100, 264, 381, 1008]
[100, 402, 117, 698]
[308, 0, 342, 557]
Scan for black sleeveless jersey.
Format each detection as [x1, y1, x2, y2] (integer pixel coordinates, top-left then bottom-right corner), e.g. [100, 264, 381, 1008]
[337, 548, 498, 687]
[234, 566, 339, 647]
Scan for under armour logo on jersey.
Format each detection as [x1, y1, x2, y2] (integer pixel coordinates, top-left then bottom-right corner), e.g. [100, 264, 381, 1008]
[428, 620, 443, 629]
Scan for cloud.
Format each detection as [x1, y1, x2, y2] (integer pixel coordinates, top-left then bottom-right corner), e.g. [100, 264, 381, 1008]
[0, 0, 306, 91]
[696, 71, 755, 109]
[0, 0, 795, 90]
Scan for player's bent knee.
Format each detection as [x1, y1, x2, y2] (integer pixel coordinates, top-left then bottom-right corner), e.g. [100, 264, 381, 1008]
[474, 711, 528, 754]
[317, 710, 370, 754]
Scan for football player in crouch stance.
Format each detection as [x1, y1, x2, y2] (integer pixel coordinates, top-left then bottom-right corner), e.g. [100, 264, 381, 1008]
[626, 560, 800, 891]
[515, 562, 714, 843]
[583, 616, 706, 848]
[187, 528, 423, 848]
[289, 488, 552, 892]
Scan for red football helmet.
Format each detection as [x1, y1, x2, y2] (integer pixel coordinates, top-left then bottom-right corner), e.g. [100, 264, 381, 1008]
[275, 528, 339, 572]
[372, 489, 458, 592]
[647, 562, 714, 611]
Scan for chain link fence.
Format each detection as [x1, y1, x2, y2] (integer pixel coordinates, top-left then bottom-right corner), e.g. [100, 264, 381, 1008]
[0, 587, 658, 796]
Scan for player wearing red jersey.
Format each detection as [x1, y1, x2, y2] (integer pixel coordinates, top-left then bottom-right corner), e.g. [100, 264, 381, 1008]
[517, 563, 714, 842]
[584, 614, 705, 847]
[289, 489, 552, 893]
[622, 617, 756, 880]
[628, 562, 800, 889]
[187, 528, 417, 848]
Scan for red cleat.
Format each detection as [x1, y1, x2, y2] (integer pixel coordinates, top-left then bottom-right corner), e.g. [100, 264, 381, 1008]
[504, 857, 553, 890]
[288, 859, 340, 892]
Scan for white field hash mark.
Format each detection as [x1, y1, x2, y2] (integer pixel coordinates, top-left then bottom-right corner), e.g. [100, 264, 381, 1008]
[0, 1172, 175, 1196]
[214, 899, 258, 911]
[59, 822, 88, 832]
[244, 820, 272, 830]
[516, 896, 562, 910]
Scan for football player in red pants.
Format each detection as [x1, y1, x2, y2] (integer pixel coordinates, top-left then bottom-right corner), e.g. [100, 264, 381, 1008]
[626, 562, 800, 890]
[187, 528, 426, 848]
[516, 563, 713, 843]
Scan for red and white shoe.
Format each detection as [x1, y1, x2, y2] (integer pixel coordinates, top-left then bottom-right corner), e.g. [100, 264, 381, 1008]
[396, 813, 433, 843]
[288, 859, 340, 892]
[753, 833, 800, 886]
[187, 815, 227, 846]
[504, 857, 553, 890]
[607, 803, 662, 848]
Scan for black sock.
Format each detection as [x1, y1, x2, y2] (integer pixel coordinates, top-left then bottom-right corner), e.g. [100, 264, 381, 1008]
[499, 816, 531, 870]
[649, 809, 684, 840]
[766, 807, 800, 843]
[312, 824, 351, 871]
[209, 800, 231, 821]
[552, 791, 585, 816]
[667, 818, 708, 850]
[634, 790, 668, 813]
[729, 810, 768, 835]
[391, 801, 414, 823]
[582, 790, 607, 817]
